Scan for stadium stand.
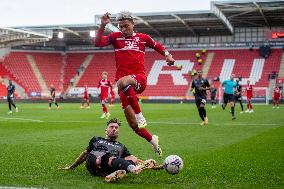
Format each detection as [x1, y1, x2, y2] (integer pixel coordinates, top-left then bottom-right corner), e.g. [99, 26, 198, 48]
[0, 82, 6, 97]
[76, 52, 116, 87]
[1, 52, 41, 93]
[64, 53, 89, 90]
[31, 52, 63, 90]
[0, 63, 12, 80]
[208, 49, 282, 87]
[143, 50, 205, 97]
[0, 49, 282, 98]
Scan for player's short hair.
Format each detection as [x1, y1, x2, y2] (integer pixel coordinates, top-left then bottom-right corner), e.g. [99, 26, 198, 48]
[107, 118, 121, 127]
[116, 11, 134, 22]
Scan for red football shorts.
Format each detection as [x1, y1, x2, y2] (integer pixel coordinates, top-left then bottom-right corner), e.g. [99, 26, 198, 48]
[273, 94, 280, 101]
[100, 93, 108, 104]
[119, 74, 147, 110]
[247, 95, 252, 101]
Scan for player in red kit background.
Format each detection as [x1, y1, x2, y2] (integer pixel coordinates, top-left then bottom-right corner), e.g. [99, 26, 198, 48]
[98, 71, 112, 119]
[81, 85, 90, 109]
[273, 84, 281, 109]
[245, 80, 254, 113]
[93, 11, 175, 157]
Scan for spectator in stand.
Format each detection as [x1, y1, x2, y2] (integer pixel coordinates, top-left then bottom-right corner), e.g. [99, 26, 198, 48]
[70, 78, 74, 86]
[80, 64, 85, 71]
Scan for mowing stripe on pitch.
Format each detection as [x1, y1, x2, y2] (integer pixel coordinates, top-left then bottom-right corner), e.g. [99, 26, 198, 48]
[0, 187, 47, 189]
[0, 117, 43, 122]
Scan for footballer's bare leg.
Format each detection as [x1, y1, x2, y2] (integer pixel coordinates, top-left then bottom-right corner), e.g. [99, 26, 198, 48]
[124, 106, 162, 157]
[124, 106, 150, 138]
[117, 75, 136, 89]
[117, 76, 147, 128]
[230, 101, 236, 120]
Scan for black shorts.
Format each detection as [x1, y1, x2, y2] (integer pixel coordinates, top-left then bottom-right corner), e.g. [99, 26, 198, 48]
[7, 96, 14, 103]
[86, 153, 114, 177]
[210, 96, 216, 101]
[234, 95, 242, 102]
[223, 93, 234, 104]
[195, 99, 206, 108]
[49, 97, 56, 103]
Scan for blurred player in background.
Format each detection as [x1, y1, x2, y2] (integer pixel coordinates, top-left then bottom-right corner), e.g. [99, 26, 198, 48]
[93, 11, 175, 157]
[7, 80, 18, 114]
[98, 71, 112, 119]
[48, 84, 60, 110]
[273, 83, 281, 109]
[81, 85, 90, 109]
[234, 78, 244, 113]
[222, 74, 237, 120]
[245, 80, 254, 113]
[210, 83, 217, 109]
[191, 70, 210, 125]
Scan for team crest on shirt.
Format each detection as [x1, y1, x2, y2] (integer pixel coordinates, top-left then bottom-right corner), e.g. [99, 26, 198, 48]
[134, 37, 140, 42]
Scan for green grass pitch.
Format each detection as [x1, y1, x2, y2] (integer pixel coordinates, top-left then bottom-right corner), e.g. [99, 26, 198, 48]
[0, 103, 283, 189]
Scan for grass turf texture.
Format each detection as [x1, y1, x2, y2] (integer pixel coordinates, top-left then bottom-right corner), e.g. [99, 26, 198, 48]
[0, 103, 283, 189]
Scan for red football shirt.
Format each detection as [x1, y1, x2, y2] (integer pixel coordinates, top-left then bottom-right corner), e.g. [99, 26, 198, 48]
[98, 79, 112, 98]
[94, 30, 166, 81]
[274, 86, 281, 98]
[246, 84, 253, 97]
[84, 86, 88, 97]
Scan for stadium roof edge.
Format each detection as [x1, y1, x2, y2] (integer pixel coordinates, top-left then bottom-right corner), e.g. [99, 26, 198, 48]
[105, 10, 213, 17]
[12, 23, 96, 30]
[0, 27, 51, 38]
[2, 0, 284, 47]
[212, 0, 283, 4]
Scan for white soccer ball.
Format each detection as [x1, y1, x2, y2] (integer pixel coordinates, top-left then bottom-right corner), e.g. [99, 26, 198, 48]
[163, 155, 183, 174]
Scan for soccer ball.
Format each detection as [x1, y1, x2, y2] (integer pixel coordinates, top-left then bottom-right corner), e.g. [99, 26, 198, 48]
[163, 155, 183, 174]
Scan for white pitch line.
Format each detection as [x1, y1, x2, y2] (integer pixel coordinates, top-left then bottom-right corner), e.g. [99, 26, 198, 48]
[0, 117, 43, 122]
[45, 120, 96, 123]
[149, 121, 280, 126]
[219, 123, 280, 126]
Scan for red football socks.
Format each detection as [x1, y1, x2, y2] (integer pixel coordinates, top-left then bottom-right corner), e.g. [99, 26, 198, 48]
[123, 85, 141, 114]
[134, 128, 152, 142]
[102, 104, 108, 113]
